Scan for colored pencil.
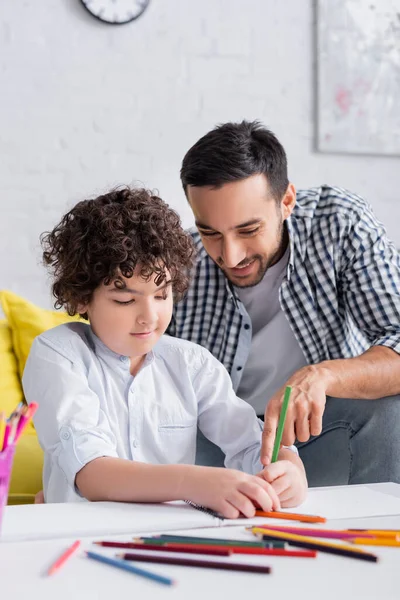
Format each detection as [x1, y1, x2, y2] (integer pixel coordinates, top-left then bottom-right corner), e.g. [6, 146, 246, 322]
[134, 535, 313, 554]
[86, 551, 174, 586]
[163, 544, 315, 558]
[346, 529, 400, 539]
[94, 541, 231, 556]
[137, 535, 266, 548]
[347, 529, 400, 533]
[48, 540, 81, 576]
[0, 412, 6, 451]
[129, 541, 314, 557]
[8, 416, 19, 446]
[349, 538, 400, 548]
[253, 528, 378, 562]
[271, 385, 292, 462]
[119, 552, 272, 573]
[14, 402, 39, 442]
[250, 525, 376, 540]
[2, 423, 11, 452]
[255, 510, 326, 523]
[8, 402, 23, 420]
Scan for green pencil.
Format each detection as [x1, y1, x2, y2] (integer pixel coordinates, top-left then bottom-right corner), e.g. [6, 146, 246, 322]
[271, 386, 292, 463]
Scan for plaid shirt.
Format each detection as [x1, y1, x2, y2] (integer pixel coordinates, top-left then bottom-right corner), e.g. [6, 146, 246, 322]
[167, 186, 400, 392]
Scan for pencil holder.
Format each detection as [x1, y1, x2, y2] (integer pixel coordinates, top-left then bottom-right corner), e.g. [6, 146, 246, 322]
[0, 444, 16, 535]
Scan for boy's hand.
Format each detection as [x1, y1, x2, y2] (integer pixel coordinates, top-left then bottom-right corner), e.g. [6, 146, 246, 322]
[185, 466, 281, 519]
[257, 459, 307, 507]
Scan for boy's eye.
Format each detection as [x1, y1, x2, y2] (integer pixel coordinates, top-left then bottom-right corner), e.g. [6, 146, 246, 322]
[155, 293, 168, 300]
[200, 230, 220, 237]
[114, 299, 135, 305]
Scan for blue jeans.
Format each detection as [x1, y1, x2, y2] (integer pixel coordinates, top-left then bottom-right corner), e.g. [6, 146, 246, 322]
[195, 394, 400, 486]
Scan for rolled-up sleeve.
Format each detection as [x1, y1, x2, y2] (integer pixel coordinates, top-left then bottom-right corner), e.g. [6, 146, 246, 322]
[22, 336, 118, 490]
[340, 206, 400, 354]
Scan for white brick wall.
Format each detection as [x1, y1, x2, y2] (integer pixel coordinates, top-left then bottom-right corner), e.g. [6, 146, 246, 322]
[1, 0, 399, 310]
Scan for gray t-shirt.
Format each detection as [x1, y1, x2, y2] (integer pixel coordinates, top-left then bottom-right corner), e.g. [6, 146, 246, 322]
[236, 247, 307, 415]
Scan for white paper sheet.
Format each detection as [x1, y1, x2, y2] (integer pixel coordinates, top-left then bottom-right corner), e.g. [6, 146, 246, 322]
[283, 486, 400, 520]
[0, 500, 216, 543]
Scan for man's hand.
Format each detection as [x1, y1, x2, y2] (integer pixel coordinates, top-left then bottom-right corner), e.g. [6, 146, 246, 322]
[261, 364, 332, 466]
[257, 454, 307, 507]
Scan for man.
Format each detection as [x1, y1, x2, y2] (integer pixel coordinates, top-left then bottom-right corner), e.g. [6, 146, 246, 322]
[167, 120, 400, 486]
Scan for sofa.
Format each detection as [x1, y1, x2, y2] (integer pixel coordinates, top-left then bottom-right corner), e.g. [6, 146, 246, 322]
[0, 290, 80, 504]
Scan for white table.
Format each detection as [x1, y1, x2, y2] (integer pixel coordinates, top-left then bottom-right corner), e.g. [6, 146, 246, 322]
[1, 484, 400, 600]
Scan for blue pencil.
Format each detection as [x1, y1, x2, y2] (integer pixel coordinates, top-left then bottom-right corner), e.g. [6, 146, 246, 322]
[86, 551, 175, 586]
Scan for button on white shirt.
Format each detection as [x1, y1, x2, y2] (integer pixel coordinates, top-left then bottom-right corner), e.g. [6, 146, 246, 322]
[22, 322, 266, 503]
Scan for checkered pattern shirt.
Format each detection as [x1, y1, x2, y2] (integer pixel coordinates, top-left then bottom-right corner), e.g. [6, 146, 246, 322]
[167, 185, 400, 392]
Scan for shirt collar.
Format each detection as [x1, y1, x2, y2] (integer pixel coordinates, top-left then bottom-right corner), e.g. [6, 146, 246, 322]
[285, 217, 295, 280]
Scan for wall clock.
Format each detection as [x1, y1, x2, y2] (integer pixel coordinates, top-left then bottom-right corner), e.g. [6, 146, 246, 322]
[80, 0, 150, 25]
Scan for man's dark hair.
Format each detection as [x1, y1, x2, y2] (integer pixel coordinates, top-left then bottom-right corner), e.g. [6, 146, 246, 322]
[41, 187, 195, 317]
[181, 120, 289, 201]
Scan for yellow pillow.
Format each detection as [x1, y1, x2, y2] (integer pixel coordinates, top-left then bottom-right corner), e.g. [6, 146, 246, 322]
[0, 319, 43, 503]
[0, 290, 81, 378]
[0, 319, 24, 415]
[7, 430, 44, 504]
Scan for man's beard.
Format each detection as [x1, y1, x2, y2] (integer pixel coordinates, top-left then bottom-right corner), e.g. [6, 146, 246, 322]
[218, 220, 287, 289]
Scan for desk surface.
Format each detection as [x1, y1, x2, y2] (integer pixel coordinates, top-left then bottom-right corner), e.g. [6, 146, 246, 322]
[2, 484, 400, 600]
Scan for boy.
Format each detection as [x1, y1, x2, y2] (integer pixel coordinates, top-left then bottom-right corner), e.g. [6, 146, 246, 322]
[23, 187, 307, 517]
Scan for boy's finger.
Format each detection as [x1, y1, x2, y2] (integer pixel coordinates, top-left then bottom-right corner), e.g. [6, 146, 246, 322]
[270, 474, 290, 497]
[260, 461, 286, 483]
[254, 477, 281, 511]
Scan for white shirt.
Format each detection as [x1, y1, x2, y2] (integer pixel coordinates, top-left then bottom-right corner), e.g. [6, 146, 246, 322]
[236, 247, 308, 415]
[22, 322, 266, 503]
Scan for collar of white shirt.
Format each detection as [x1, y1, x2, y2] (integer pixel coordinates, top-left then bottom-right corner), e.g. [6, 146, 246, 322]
[87, 327, 155, 374]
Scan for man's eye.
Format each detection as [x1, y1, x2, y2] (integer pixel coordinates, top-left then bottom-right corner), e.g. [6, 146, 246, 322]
[114, 299, 135, 305]
[155, 294, 168, 300]
[240, 228, 259, 236]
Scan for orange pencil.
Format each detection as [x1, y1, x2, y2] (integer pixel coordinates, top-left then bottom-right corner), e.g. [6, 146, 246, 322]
[255, 510, 326, 524]
[346, 529, 399, 539]
[48, 540, 81, 576]
[349, 538, 400, 548]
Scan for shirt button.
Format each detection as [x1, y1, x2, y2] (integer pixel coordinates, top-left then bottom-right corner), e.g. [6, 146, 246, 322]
[132, 440, 138, 448]
[237, 366, 242, 371]
[119, 356, 129, 363]
[61, 431, 70, 440]
[244, 324, 250, 330]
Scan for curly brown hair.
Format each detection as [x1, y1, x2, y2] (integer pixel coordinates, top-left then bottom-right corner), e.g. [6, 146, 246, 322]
[41, 187, 195, 317]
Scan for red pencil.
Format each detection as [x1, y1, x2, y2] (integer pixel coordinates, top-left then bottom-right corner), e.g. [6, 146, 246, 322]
[94, 541, 314, 558]
[94, 541, 231, 556]
[166, 544, 316, 558]
[48, 540, 81, 576]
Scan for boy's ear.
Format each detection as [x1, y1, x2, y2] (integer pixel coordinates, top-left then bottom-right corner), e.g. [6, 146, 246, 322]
[76, 303, 88, 316]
